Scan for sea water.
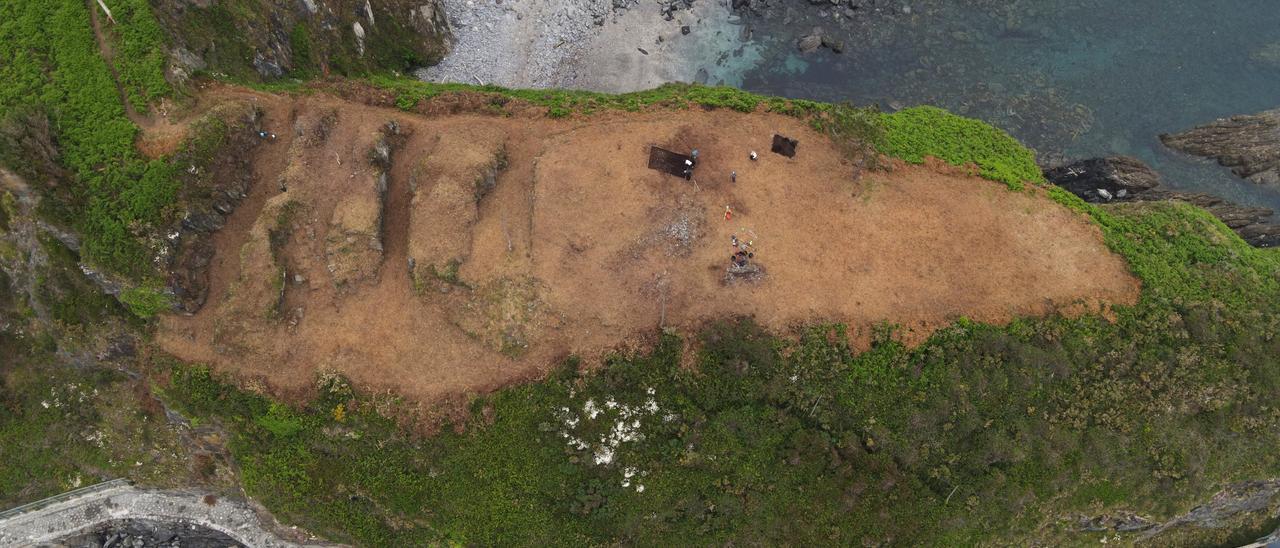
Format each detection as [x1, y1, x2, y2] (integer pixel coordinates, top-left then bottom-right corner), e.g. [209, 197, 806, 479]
[735, 0, 1280, 209]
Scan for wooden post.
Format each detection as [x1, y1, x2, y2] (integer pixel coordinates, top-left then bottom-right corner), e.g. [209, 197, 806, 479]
[96, 0, 117, 24]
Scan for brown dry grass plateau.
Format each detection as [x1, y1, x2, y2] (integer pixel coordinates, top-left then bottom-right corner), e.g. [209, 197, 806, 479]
[157, 89, 1140, 405]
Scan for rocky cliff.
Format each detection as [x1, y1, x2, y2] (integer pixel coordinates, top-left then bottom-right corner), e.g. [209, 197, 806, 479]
[153, 0, 452, 82]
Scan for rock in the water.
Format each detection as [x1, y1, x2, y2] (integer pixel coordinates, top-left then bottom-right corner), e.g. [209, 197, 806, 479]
[1043, 156, 1160, 203]
[797, 27, 824, 53]
[1252, 42, 1280, 67]
[820, 34, 844, 53]
[1046, 156, 1280, 248]
[1160, 108, 1280, 185]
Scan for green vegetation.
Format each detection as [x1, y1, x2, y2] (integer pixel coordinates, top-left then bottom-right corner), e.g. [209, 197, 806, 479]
[35, 235, 128, 328]
[368, 77, 792, 114]
[0, 0, 175, 280]
[427, 259, 464, 286]
[99, 0, 172, 106]
[370, 77, 878, 135]
[162, 200, 1280, 544]
[155, 0, 446, 82]
[150, 77, 1280, 547]
[288, 23, 314, 78]
[0, 292, 186, 507]
[118, 285, 171, 319]
[880, 105, 1044, 190]
[367, 78, 886, 165]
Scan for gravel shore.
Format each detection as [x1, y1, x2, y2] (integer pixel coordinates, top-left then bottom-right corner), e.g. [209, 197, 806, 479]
[0, 482, 321, 547]
[416, 0, 762, 92]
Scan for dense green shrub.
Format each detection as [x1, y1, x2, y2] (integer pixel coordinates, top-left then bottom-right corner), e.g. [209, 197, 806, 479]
[117, 285, 171, 318]
[880, 106, 1044, 190]
[0, 332, 187, 508]
[0, 0, 177, 280]
[102, 0, 172, 105]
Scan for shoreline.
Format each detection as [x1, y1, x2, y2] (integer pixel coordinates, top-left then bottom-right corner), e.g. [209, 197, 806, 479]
[416, 0, 762, 92]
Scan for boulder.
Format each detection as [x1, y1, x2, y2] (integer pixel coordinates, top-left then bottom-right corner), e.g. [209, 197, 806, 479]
[797, 28, 824, 53]
[1160, 108, 1280, 185]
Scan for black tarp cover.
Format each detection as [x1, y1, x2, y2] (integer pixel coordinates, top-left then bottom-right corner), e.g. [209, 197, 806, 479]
[771, 134, 798, 157]
[648, 146, 693, 176]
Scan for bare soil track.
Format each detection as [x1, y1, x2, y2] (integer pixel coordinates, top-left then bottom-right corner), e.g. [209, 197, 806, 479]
[156, 86, 1141, 408]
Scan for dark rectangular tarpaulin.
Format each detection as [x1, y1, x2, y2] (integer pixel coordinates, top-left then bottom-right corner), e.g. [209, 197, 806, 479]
[648, 146, 693, 177]
[771, 134, 798, 157]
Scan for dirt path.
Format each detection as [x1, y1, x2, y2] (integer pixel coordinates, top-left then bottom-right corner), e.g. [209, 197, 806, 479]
[86, 0, 227, 158]
[157, 90, 1141, 409]
[203, 90, 294, 311]
[85, 0, 147, 126]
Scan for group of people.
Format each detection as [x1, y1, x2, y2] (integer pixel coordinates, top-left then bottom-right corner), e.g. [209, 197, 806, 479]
[679, 147, 762, 269]
[681, 147, 760, 183]
[681, 149, 700, 180]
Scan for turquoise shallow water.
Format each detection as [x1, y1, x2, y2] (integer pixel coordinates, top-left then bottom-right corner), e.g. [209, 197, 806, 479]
[737, 0, 1280, 209]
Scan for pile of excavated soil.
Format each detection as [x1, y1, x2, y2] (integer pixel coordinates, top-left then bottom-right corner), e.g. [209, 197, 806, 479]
[157, 88, 1141, 406]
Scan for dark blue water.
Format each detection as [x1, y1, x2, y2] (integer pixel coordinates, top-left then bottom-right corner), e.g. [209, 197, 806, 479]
[738, 0, 1280, 209]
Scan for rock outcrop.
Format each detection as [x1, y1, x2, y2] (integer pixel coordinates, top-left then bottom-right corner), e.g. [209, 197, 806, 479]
[1045, 156, 1280, 248]
[1043, 156, 1160, 202]
[1141, 479, 1280, 545]
[151, 0, 452, 82]
[1160, 108, 1280, 185]
[1075, 479, 1280, 545]
[166, 103, 263, 313]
